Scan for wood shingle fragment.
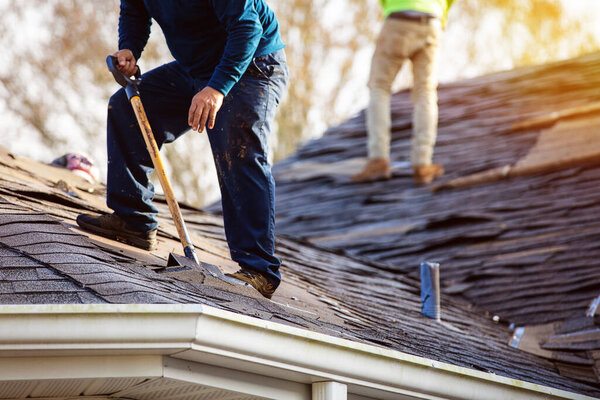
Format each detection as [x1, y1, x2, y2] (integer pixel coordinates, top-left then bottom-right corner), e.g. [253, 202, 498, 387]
[511, 101, 600, 132]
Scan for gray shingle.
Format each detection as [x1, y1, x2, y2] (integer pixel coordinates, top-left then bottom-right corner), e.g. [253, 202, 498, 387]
[11, 280, 83, 293]
[0, 268, 39, 281]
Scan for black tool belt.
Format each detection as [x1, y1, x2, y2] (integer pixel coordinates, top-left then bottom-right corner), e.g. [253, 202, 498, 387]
[388, 11, 438, 24]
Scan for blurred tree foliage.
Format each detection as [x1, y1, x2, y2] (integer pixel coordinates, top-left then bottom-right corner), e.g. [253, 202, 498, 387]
[453, 0, 598, 67]
[0, 0, 598, 206]
[0, 1, 116, 148]
[270, 0, 379, 159]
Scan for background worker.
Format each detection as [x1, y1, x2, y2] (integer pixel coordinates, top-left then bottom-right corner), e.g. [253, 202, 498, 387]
[76, 0, 289, 299]
[352, 0, 454, 185]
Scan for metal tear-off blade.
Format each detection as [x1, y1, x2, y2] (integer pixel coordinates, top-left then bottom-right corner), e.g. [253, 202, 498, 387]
[166, 253, 222, 277]
[167, 253, 198, 268]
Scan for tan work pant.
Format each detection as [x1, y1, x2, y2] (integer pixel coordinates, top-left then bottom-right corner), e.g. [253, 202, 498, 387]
[367, 17, 442, 166]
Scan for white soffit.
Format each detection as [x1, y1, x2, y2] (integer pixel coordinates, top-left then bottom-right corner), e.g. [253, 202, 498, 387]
[0, 377, 272, 400]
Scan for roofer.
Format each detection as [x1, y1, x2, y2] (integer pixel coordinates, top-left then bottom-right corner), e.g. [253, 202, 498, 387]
[76, 0, 289, 299]
[352, 0, 454, 185]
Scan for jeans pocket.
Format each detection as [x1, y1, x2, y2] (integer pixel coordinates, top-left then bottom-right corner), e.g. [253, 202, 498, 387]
[251, 51, 287, 80]
[252, 56, 275, 79]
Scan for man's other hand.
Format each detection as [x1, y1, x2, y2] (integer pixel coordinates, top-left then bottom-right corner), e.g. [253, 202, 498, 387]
[188, 87, 224, 133]
[111, 49, 138, 77]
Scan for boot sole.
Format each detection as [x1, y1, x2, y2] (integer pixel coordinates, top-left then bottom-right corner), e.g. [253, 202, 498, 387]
[76, 217, 155, 251]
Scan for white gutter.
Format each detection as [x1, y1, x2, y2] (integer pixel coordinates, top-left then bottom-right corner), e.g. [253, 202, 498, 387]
[0, 304, 591, 400]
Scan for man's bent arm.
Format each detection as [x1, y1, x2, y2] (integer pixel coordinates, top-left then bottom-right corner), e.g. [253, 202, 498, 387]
[119, 0, 152, 61]
[206, 0, 263, 96]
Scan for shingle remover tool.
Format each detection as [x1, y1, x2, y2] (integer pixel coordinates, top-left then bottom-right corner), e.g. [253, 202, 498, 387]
[106, 55, 206, 269]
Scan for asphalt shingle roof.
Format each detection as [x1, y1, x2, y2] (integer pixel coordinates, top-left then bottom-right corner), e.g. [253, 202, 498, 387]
[267, 51, 600, 386]
[3, 53, 600, 396]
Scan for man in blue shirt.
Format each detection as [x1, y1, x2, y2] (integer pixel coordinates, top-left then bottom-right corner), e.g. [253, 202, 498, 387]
[76, 0, 289, 299]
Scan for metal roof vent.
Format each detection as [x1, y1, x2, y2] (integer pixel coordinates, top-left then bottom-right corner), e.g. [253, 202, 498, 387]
[421, 262, 441, 321]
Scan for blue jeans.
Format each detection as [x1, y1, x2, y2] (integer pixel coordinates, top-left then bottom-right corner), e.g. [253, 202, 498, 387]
[106, 50, 289, 288]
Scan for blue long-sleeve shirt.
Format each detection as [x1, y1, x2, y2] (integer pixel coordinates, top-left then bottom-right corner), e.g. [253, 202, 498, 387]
[119, 0, 285, 96]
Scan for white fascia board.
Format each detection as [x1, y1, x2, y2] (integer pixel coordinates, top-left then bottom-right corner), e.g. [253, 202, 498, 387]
[0, 304, 592, 400]
[0, 304, 200, 355]
[0, 355, 162, 380]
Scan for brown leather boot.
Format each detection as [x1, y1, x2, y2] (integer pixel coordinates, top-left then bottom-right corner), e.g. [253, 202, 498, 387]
[413, 164, 444, 186]
[226, 269, 277, 299]
[351, 158, 391, 183]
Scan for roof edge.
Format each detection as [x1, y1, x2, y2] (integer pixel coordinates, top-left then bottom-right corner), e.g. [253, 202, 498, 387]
[0, 304, 590, 400]
[0, 303, 205, 314]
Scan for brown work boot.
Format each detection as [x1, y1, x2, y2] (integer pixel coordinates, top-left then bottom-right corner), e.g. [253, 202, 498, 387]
[76, 213, 157, 250]
[413, 164, 444, 186]
[351, 158, 391, 183]
[226, 268, 277, 299]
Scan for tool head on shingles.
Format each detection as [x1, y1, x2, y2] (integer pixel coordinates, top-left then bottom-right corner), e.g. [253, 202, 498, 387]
[167, 253, 220, 276]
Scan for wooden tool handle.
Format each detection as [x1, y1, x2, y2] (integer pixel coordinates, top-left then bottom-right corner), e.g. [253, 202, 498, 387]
[130, 95, 199, 264]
